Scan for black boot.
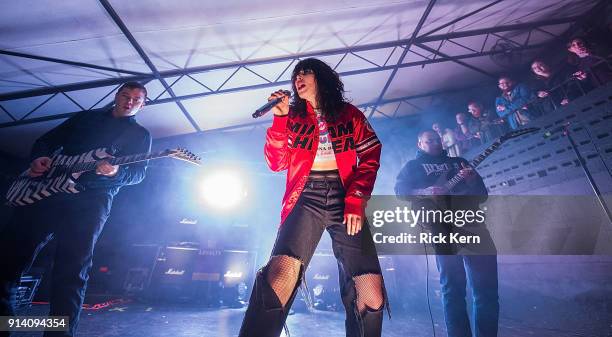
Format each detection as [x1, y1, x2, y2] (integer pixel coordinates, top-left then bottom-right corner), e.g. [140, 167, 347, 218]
[238, 265, 303, 337]
[345, 305, 384, 337]
[360, 308, 383, 337]
[342, 278, 385, 337]
[345, 307, 384, 337]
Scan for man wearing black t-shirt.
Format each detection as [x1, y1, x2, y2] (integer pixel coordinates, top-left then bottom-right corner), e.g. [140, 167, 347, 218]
[0, 82, 151, 337]
[395, 130, 499, 337]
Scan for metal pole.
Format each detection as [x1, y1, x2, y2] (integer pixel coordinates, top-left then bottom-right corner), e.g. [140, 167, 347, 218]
[563, 123, 612, 227]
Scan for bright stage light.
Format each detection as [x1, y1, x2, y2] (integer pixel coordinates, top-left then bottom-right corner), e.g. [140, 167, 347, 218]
[200, 171, 247, 209]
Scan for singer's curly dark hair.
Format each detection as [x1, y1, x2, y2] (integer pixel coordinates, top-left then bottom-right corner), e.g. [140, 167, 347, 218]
[289, 58, 348, 122]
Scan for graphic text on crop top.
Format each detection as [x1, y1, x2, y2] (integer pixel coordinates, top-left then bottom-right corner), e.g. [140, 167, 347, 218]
[312, 109, 338, 168]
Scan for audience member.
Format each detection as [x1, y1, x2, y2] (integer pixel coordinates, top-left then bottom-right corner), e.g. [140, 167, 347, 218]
[567, 37, 612, 88]
[468, 101, 506, 143]
[443, 127, 461, 157]
[432, 122, 448, 151]
[495, 74, 537, 129]
[454, 112, 479, 153]
[530, 59, 579, 112]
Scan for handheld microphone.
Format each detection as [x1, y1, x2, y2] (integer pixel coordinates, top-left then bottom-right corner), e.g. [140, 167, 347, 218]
[252, 90, 291, 118]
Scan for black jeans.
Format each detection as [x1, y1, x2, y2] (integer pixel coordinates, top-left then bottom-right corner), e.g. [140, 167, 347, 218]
[239, 170, 386, 337]
[0, 193, 111, 337]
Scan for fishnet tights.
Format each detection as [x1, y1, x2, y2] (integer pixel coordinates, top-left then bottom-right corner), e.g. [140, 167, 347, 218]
[267, 255, 301, 307]
[354, 273, 384, 314]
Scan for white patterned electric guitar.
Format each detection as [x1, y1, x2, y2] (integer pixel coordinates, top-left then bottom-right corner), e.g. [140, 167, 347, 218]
[5, 147, 200, 206]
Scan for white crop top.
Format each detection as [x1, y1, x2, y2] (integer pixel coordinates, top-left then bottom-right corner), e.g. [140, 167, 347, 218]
[313, 109, 336, 166]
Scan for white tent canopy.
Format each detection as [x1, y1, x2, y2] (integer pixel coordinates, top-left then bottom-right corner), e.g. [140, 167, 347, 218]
[0, 0, 600, 157]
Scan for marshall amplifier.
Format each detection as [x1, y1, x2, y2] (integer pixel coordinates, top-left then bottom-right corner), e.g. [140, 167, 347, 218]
[218, 249, 257, 287]
[148, 245, 199, 301]
[122, 244, 162, 294]
[191, 248, 223, 282]
[305, 251, 341, 311]
[304, 251, 395, 312]
[192, 249, 256, 306]
[156, 245, 199, 285]
[147, 244, 256, 304]
[162, 248, 256, 286]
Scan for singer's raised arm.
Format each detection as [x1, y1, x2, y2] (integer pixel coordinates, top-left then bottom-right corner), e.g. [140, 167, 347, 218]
[264, 114, 290, 171]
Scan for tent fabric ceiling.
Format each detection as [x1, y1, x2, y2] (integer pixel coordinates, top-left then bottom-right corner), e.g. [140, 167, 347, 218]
[0, 0, 601, 157]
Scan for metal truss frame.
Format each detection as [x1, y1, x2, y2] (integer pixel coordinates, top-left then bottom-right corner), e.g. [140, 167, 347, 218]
[0, 0, 592, 130]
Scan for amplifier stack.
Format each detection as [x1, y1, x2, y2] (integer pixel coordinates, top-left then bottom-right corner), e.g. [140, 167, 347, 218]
[123, 243, 256, 305]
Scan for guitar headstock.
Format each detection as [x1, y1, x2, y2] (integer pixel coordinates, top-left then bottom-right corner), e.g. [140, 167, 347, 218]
[166, 148, 201, 166]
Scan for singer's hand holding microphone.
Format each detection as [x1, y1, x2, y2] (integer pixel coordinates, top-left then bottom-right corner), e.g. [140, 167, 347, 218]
[271, 90, 290, 116]
[252, 89, 291, 118]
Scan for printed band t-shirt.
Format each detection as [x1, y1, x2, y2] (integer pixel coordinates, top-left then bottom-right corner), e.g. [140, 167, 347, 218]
[313, 109, 336, 166]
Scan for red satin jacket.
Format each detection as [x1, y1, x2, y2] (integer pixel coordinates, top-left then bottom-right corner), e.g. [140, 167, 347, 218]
[264, 102, 382, 226]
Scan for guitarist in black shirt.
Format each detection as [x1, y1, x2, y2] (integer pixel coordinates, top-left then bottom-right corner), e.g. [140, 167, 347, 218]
[0, 82, 151, 337]
[395, 130, 499, 337]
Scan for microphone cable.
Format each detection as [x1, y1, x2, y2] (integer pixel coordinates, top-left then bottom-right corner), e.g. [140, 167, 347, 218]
[424, 241, 437, 337]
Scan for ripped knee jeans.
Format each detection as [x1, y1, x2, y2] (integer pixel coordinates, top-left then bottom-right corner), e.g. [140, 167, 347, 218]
[239, 171, 389, 337]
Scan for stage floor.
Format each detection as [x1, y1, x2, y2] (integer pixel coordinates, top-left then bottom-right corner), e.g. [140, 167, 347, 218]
[12, 299, 610, 337]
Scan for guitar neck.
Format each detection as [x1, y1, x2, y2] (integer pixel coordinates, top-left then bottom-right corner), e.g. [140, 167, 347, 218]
[66, 151, 168, 173]
[109, 151, 168, 166]
[469, 140, 503, 168]
[443, 140, 503, 191]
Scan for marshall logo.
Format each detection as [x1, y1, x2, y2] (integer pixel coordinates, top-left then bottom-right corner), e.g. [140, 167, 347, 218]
[165, 268, 185, 276]
[289, 121, 355, 152]
[224, 271, 244, 279]
[313, 273, 331, 280]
